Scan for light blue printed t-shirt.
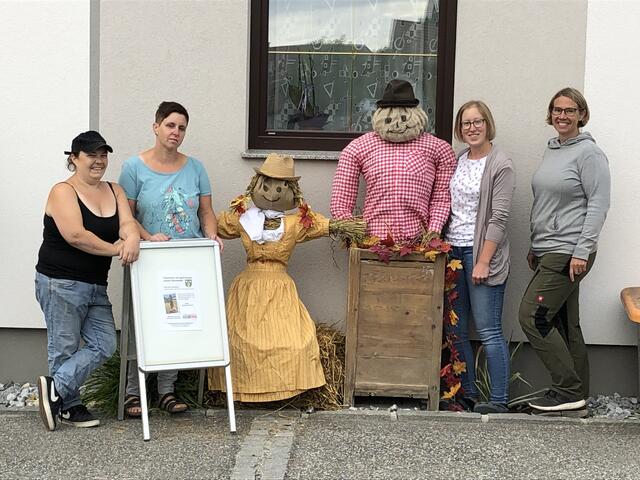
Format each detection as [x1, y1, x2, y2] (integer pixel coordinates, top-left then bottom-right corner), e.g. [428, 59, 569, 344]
[118, 156, 212, 239]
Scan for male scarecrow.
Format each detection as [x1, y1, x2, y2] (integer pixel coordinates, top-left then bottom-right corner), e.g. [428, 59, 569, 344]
[330, 79, 456, 242]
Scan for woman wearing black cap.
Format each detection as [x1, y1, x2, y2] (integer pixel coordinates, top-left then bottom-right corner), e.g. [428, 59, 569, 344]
[35, 131, 140, 431]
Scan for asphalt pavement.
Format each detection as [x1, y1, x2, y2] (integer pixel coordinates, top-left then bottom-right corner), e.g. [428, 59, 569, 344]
[1, 407, 640, 479]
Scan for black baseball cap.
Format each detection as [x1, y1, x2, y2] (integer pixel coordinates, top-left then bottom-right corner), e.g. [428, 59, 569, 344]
[64, 130, 113, 155]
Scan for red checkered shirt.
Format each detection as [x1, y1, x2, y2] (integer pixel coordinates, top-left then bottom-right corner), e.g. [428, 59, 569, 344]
[330, 132, 457, 241]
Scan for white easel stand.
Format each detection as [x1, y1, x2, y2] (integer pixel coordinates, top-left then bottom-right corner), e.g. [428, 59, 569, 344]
[137, 365, 236, 441]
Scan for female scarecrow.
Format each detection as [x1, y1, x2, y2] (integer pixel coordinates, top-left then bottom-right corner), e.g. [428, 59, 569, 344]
[208, 153, 364, 402]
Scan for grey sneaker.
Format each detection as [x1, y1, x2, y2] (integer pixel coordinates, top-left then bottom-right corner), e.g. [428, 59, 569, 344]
[37, 375, 62, 431]
[529, 390, 586, 412]
[60, 405, 100, 428]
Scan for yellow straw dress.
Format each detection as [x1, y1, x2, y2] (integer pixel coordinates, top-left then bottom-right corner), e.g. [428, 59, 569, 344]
[208, 210, 328, 402]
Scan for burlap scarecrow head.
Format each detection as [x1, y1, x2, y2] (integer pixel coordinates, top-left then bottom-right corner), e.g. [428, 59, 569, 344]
[372, 79, 428, 143]
[248, 153, 303, 212]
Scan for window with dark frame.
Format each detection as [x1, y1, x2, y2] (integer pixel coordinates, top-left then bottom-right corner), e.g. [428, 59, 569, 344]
[248, 0, 457, 152]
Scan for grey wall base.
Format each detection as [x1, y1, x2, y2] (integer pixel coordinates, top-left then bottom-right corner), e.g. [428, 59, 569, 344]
[1, 329, 637, 398]
[1, 328, 48, 384]
[510, 343, 638, 398]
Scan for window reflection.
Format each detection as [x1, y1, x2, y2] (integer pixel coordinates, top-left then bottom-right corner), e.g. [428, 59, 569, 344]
[267, 0, 439, 134]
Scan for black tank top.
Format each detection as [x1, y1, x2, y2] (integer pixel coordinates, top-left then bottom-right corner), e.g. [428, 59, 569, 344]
[36, 182, 120, 285]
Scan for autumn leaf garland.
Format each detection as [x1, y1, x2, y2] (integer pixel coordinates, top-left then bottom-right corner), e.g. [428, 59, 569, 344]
[441, 256, 466, 408]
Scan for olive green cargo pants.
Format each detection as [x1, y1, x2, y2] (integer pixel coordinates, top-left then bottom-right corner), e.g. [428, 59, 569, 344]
[518, 252, 596, 400]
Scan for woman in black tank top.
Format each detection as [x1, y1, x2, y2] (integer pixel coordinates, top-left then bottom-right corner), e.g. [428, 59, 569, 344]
[35, 131, 140, 432]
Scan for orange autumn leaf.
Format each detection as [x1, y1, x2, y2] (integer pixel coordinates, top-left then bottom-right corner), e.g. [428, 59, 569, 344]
[229, 194, 249, 214]
[449, 309, 458, 326]
[441, 382, 461, 400]
[452, 360, 466, 375]
[360, 236, 381, 248]
[424, 250, 438, 262]
[448, 259, 463, 271]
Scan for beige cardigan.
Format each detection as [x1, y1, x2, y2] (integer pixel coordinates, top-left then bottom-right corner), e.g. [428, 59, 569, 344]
[454, 145, 515, 286]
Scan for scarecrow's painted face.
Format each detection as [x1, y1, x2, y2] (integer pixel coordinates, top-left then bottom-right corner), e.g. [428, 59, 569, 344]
[251, 175, 296, 212]
[372, 106, 428, 143]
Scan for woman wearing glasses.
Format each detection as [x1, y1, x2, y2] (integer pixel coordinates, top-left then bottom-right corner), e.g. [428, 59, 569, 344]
[444, 101, 515, 414]
[520, 88, 610, 414]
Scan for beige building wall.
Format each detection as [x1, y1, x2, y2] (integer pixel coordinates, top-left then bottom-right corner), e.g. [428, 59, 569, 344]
[582, 0, 640, 345]
[98, 0, 352, 329]
[0, 0, 91, 328]
[3, 0, 632, 347]
[453, 0, 590, 342]
[100, 0, 634, 345]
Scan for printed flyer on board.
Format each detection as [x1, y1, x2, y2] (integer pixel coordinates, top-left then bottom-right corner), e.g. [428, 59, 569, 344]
[160, 271, 202, 331]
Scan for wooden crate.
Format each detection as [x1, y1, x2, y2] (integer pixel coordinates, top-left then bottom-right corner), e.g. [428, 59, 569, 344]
[344, 248, 446, 410]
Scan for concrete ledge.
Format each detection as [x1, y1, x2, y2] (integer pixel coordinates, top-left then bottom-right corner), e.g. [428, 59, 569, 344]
[241, 149, 340, 161]
[5, 406, 639, 425]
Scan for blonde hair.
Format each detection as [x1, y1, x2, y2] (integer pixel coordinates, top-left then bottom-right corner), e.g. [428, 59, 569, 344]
[454, 100, 496, 142]
[546, 87, 590, 127]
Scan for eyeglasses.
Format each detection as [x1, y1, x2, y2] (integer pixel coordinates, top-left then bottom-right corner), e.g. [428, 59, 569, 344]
[551, 107, 581, 117]
[461, 119, 485, 130]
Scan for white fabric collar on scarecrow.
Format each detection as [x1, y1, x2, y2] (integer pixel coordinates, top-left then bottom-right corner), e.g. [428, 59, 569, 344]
[239, 206, 285, 244]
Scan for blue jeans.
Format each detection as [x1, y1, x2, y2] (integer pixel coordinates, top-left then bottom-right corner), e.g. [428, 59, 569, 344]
[444, 247, 510, 404]
[35, 272, 117, 410]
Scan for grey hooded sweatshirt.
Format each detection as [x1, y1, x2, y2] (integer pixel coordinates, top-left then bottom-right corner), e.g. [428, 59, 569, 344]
[530, 132, 610, 260]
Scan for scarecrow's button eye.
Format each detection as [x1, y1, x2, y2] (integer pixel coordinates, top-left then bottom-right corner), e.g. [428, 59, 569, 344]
[401, 115, 407, 121]
[263, 184, 269, 192]
[276, 186, 282, 193]
[385, 117, 392, 124]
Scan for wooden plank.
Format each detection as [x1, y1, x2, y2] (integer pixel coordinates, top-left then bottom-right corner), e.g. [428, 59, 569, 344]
[344, 248, 361, 407]
[357, 248, 434, 263]
[355, 356, 431, 386]
[356, 320, 433, 358]
[354, 382, 430, 399]
[358, 293, 433, 327]
[359, 263, 433, 294]
[426, 254, 445, 410]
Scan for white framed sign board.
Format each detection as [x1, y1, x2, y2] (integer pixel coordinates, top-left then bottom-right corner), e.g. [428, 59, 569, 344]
[129, 239, 235, 440]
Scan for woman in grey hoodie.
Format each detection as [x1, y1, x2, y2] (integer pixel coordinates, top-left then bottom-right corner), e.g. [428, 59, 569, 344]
[520, 87, 610, 414]
[444, 100, 515, 414]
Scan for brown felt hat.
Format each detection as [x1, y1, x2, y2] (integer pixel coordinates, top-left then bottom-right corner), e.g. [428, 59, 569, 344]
[376, 79, 420, 108]
[253, 153, 300, 180]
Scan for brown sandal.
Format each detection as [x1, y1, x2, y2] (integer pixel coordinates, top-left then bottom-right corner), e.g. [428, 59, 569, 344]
[158, 393, 188, 414]
[124, 395, 142, 417]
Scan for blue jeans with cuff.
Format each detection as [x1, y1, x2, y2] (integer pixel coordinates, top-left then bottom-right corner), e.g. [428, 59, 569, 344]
[35, 272, 117, 410]
[444, 246, 510, 404]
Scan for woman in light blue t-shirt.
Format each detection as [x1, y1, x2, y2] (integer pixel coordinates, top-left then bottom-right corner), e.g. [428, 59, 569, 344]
[118, 101, 222, 417]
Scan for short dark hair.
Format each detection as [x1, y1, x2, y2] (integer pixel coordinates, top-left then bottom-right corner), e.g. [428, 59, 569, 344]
[546, 87, 590, 127]
[155, 101, 189, 124]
